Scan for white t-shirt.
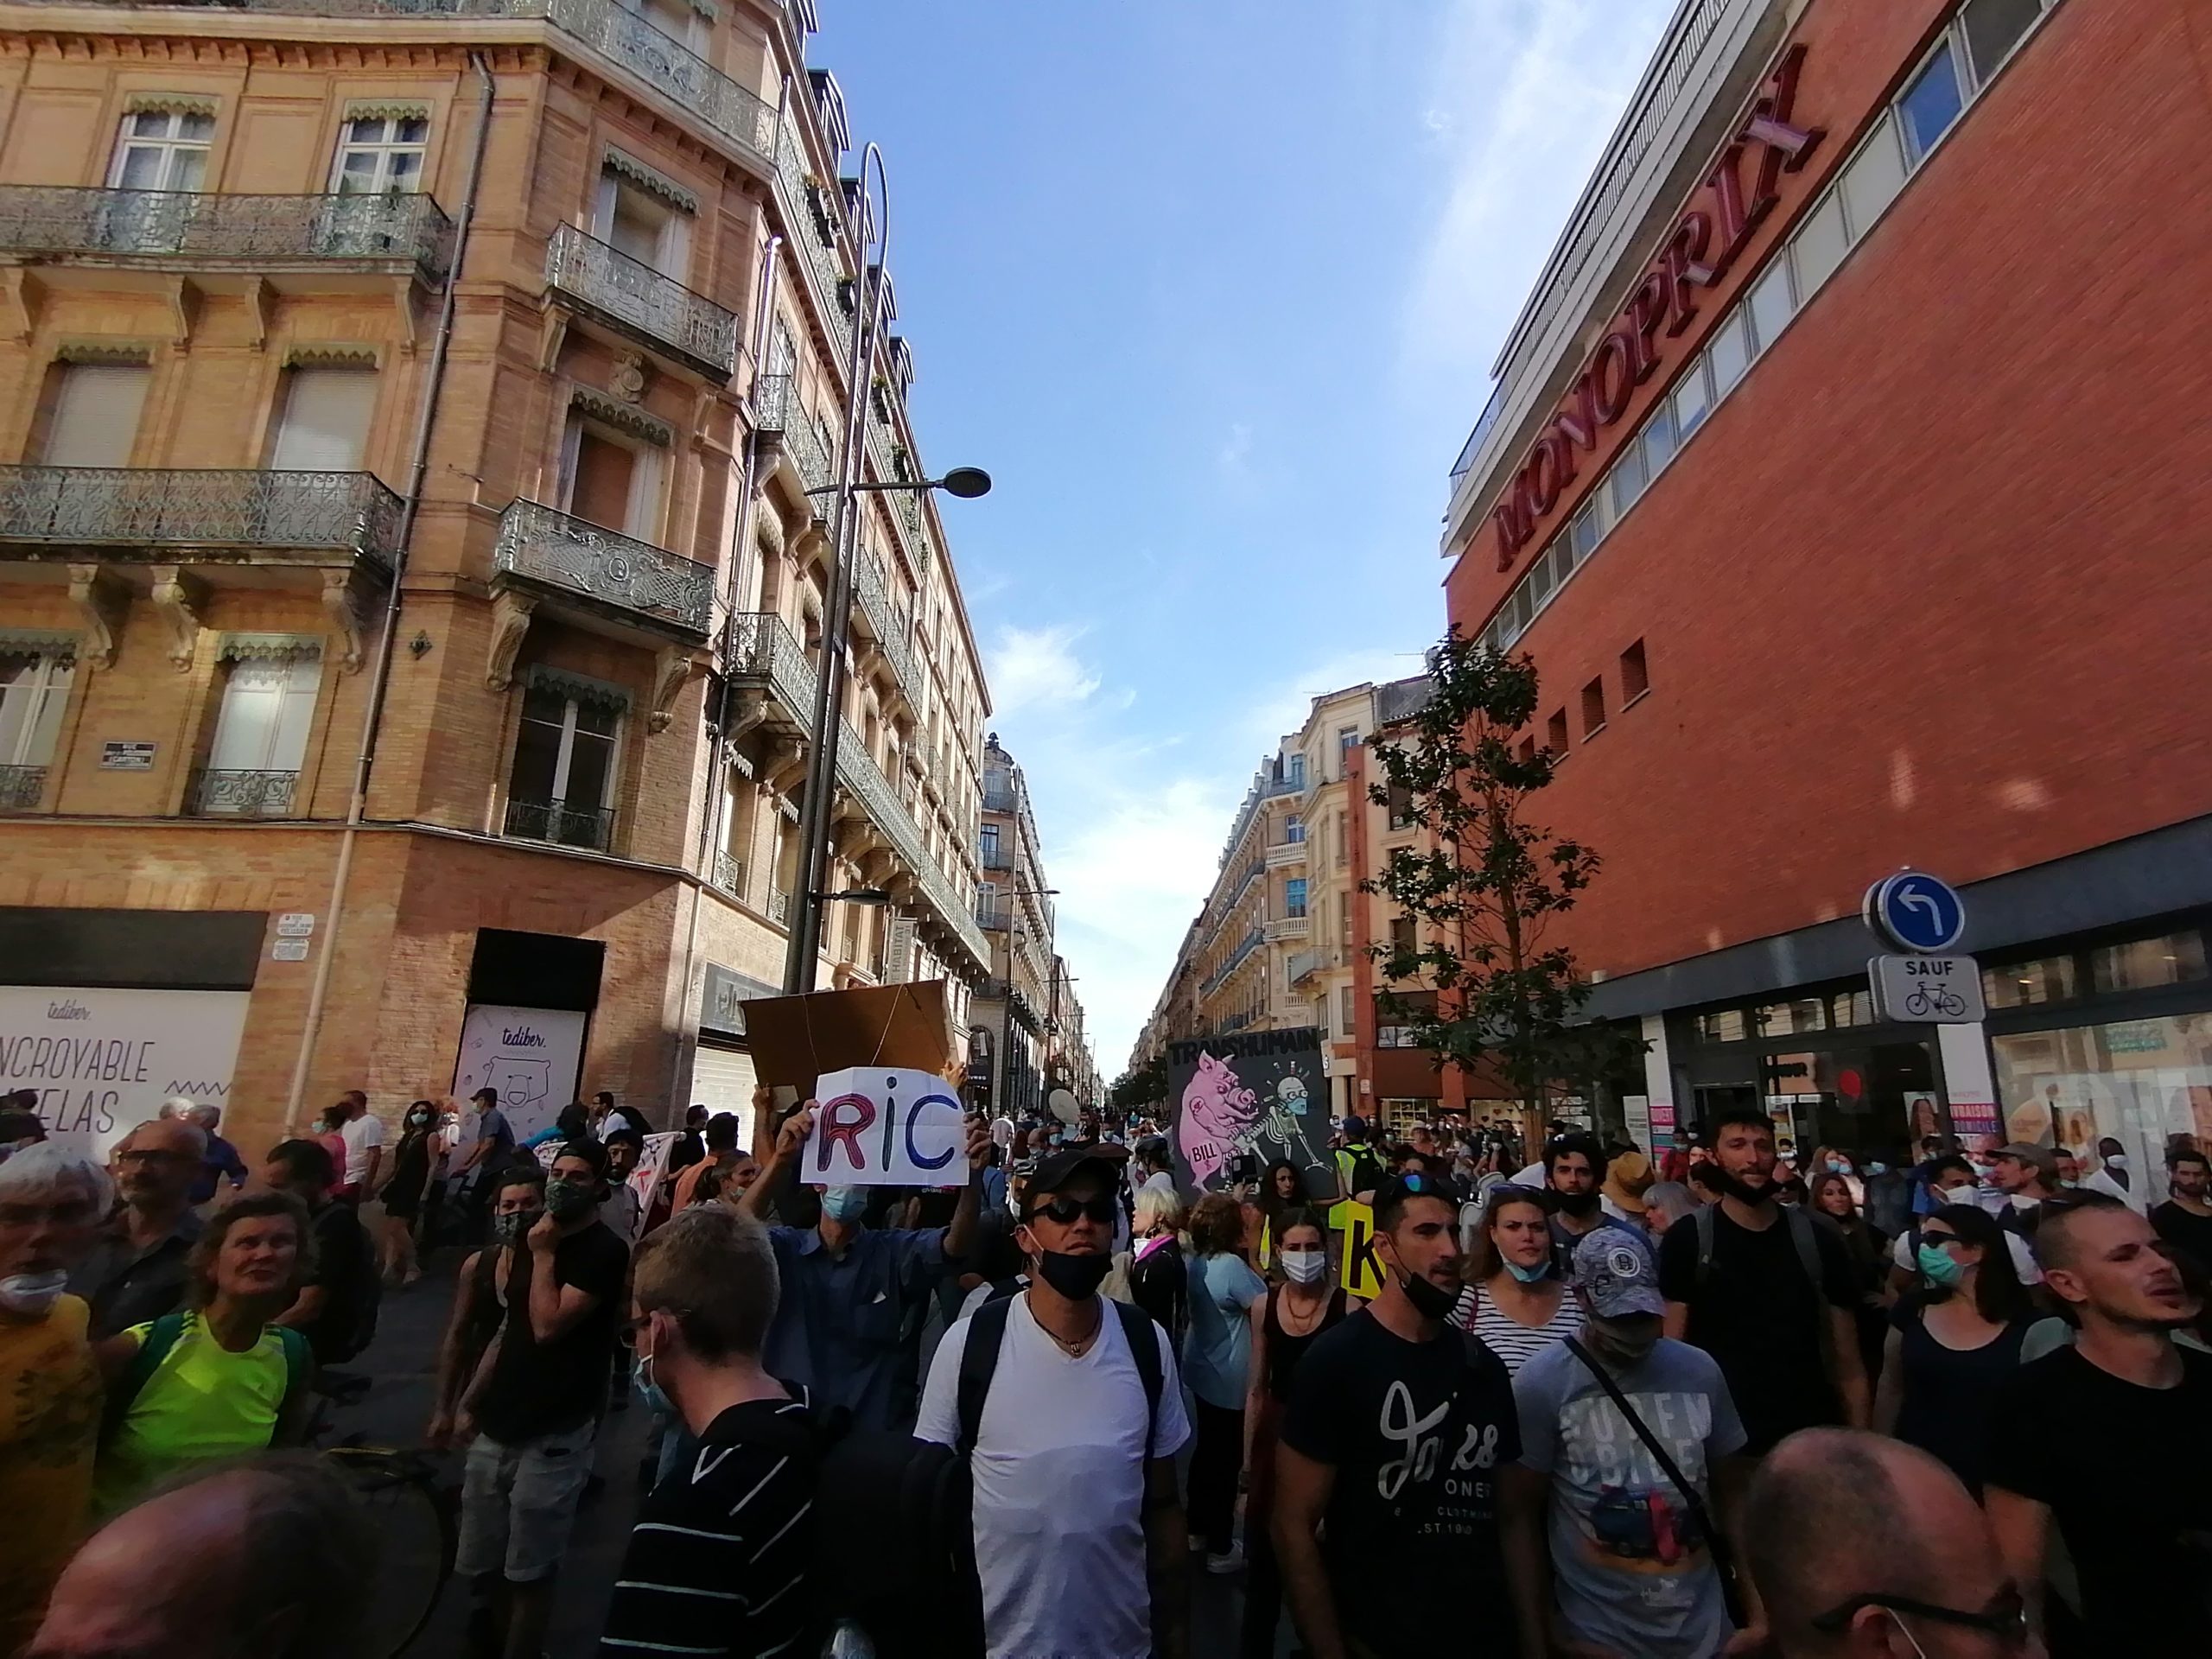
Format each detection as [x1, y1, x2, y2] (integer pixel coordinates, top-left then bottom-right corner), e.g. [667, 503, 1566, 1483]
[2081, 1166, 2147, 1214]
[603, 1183, 644, 1246]
[340, 1111, 385, 1186]
[918, 1294, 1192, 1659]
[1891, 1225, 2042, 1287]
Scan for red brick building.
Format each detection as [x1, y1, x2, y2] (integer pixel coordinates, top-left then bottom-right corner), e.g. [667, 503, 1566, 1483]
[1441, 0, 2212, 1173]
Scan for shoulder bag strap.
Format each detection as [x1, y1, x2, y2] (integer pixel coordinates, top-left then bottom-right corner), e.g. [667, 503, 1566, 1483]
[1693, 1201, 1717, 1289]
[955, 1294, 1015, 1459]
[1561, 1337, 1747, 1630]
[1110, 1298, 1164, 1462]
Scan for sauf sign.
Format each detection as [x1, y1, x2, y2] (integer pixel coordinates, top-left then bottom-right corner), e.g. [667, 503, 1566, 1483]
[1490, 47, 1824, 569]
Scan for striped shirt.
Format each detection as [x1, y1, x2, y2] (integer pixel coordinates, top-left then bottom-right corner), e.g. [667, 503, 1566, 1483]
[598, 1389, 817, 1659]
[1451, 1280, 1585, 1376]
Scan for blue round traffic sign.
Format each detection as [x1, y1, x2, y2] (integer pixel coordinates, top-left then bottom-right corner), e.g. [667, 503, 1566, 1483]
[1865, 870, 1966, 953]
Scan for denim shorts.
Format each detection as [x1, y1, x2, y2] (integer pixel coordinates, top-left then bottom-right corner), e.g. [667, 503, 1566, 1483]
[454, 1424, 597, 1583]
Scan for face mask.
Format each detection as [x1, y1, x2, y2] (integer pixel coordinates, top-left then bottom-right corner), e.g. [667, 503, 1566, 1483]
[493, 1211, 531, 1246]
[1504, 1258, 1550, 1285]
[821, 1185, 871, 1224]
[2105, 1154, 2129, 1172]
[1033, 1248, 1112, 1300]
[1555, 1189, 1599, 1217]
[633, 1349, 674, 1416]
[1586, 1318, 1661, 1368]
[1826, 1159, 1850, 1174]
[407, 1113, 433, 1129]
[0, 1269, 69, 1316]
[1916, 1242, 1965, 1289]
[1866, 1162, 1889, 1176]
[543, 1178, 595, 1222]
[1395, 1265, 1461, 1322]
[1281, 1249, 1326, 1286]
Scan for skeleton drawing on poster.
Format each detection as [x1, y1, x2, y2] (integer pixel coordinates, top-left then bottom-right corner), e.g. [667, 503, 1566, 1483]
[1167, 1027, 1332, 1198]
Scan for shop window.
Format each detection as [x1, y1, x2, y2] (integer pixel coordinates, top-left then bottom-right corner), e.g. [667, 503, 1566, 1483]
[331, 114, 428, 195]
[110, 107, 213, 191]
[270, 367, 376, 471]
[1545, 709, 1569, 755]
[1990, 1011, 2212, 1180]
[1746, 261, 1795, 356]
[1580, 677, 1605, 738]
[1981, 953, 2078, 1009]
[1698, 1008, 1747, 1043]
[1829, 988, 1873, 1029]
[1757, 998, 1829, 1039]
[0, 644, 75, 776]
[41, 363, 149, 468]
[505, 675, 623, 851]
[1963, 0, 2049, 82]
[2089, 931, 2209, 996]
[1619, 639, 1648, 702]
[1839, 116, 1908, 240]
[1792, 189, 1850, 298]
[1899, 38, 1967, 162]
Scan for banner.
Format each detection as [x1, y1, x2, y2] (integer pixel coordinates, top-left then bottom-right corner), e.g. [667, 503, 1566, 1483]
[1337, 1198, 1384, 1300]
[629, 1131, 678, 1210]
[1622, 1094, 1653, 1158]
[0, 986, 251, 1158]
[452, 1003, 588, 1147]
[801, 1065, 967, 1186]
[1167, 1027, 1331, 1200]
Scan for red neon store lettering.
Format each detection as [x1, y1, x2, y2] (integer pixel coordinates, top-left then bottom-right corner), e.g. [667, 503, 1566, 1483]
[1491, 47, 1825, 569]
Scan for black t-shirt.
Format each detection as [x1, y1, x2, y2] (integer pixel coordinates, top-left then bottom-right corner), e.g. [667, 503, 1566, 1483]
[1656, 1204, 1858, 1454]
[2150, 1200, 2212, 1273]
[1279, 1308, 1521, 1658]
[303, 1201, 374, 1363]
[476, 1219, 631, 1443]
[1985, 1344, 2212, 1649]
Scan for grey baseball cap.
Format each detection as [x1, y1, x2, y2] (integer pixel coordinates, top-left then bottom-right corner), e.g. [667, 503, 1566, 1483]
[1569, 1227, 1666, 1319]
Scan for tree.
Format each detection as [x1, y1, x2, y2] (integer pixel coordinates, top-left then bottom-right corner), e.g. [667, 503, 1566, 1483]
[1110, 1057, 1168, 1113]
[1362, 628, 1643, 1120]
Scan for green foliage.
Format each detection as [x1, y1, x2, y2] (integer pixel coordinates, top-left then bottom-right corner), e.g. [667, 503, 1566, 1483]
[1362, 628, 1643, 1109]
[1110, 1057, 1168, 1111]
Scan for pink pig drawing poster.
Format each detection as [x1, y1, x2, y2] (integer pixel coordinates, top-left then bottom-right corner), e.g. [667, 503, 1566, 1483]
[1167, 1027, 1330, 1198]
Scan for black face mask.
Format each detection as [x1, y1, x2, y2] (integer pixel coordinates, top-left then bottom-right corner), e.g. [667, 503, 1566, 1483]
[1695, 1163, 1775, 1206]
[1555, 1188, 1601, 1217]
[1033, 1249, 1112, 1300]
[1396, 1265, 1462, 1322]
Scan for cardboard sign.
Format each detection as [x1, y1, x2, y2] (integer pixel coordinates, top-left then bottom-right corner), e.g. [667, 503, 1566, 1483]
[1337, 1198, 1385, 1301]
[741, 982, 954, 1094]
[1166, 1027, 1332, 1200]
[803, 1065, 967, 1186]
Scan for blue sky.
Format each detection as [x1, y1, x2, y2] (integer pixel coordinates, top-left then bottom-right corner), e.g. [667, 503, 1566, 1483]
[812, 0, 1678, 1072]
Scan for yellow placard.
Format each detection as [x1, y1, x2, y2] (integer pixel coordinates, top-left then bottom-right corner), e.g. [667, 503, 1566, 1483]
[1336, 1199, 1385, 1301]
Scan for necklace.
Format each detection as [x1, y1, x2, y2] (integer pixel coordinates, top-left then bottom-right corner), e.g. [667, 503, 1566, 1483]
[1038, 1309, 1102, 1356]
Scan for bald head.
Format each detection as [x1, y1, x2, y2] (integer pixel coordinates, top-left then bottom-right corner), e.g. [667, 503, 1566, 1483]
[1743, 1429, 2012, 1656]
[29, 1458, 376, 1659]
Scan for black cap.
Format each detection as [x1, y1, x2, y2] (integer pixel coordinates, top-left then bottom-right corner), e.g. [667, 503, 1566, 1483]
[1021, 1147, 1121, 1216]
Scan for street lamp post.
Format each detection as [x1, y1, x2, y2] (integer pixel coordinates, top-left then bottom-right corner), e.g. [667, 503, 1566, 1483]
[779, 143, 991, 995]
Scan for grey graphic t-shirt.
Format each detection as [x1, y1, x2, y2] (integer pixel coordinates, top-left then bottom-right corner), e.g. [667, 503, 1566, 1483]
[1512, 1338, 1747, 1657]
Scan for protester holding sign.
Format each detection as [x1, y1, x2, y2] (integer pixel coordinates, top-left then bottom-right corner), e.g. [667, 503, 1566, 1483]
[741, 1083, 989, 1431]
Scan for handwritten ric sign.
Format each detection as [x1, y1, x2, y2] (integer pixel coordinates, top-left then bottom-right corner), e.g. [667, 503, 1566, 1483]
[805, 1066, 967, 1186]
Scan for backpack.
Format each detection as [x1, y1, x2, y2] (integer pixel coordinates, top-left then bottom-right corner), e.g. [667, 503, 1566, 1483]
[99, 1310, 311, 1447]
[1338, 1141, 1385, 1200]
[956, 1294, 1166, 1459]
[1691, 1203, 1837, 1369]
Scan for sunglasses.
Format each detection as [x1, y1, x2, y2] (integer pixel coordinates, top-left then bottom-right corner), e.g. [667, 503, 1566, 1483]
[1811, 1587, 2030, 1647]
[1027, 1193, 1118, 1226]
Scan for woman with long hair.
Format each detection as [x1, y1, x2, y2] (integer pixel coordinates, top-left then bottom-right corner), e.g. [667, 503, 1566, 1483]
[1872, 1202, 2069, 1494]
[1240, 1207, 1345, 1659]
[376, 1099, 441, 1287]
[1450, 1185, 1583, 1374]
[1809, 1168, 1891, 1381]
[1254, 1160, 1309, 1270]
[1182, 1191, 1265, 1573]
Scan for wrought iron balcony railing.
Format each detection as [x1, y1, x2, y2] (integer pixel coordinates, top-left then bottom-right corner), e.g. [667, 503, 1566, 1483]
[188, 768, 299, 817]
[833, 718, 988, 965]
[773, 116, 853, 360]
[982, 784, 1016, 814]
[0, 765, 47, 811]
[775, 408, 837, 511]
[768, 885, 791, 925]
[1201, 928, 1265, 998]
[753, 371, 793, 436]
[980, 847, 1014, 872]
[503, 796, 614, 852]
[712, 850, 744, 894]
[544, 223, 737, 378]
[723, 612, 820, 728]
[493, 499, 714, 640]
[976, 903, 1008, 931]
[849, 550, 915, 693]
[0, 467, 404, 567]
[0, 186, 456, 279]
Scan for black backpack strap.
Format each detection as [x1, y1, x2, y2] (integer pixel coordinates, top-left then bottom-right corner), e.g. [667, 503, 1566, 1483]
[1111, 1299, 1164, 1463]
[955, 1295, 1014, 1459]
[1693, 1201, 1717, 1289]
[1563, 1337, 1747, 1629]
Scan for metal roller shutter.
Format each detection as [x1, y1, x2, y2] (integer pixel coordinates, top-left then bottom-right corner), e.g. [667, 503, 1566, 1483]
[690, 1041, 758, 1148]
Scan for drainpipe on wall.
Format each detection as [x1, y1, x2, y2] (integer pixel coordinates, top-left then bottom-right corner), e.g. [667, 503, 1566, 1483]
[283, 52, 499, 1122]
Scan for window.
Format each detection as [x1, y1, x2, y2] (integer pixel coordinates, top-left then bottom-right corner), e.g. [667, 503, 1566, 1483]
[506, 679, 622, 850]
[110, 108, 213, 191]
[1569, 507, 1597, 563]
[1829, 988, 1873, 1028]
[1580, 677, 1606, 737]
[594, 167, 688, 276]
[560, 413, 662, 538]
[1529, 544, 1558, 607]
[1707, 306, 1751, 396]
[1963, 0, 2047, 81]
[0, 645, 74, 774]
[1982, 953, 2078, 1009]
[1697, 1008, 1748, 1043]
[1839, 118, 1908, 239]
[1672, 357, 1713, 441]
[1386, 782, 1416, 831]
[1337, 726, 1358, 776]
[1756, 998, 1828, 1038]
[1516, 736, 1536, 765]
[41, 364, 149, 467]
[270, 367, 376, 471]
[619, 0, 706, 50]
[1610, 435, 1648, 513]
[1619, 639, 1649, 702]
[1285, 814, 1304, 843]
[1641, 403, 1678, 476]
[1339, 986, 1356, 1034]
[1791, 189, 1850, 297]
[1286, 753, 1306, 789]
[1545, 709, 1569, 755]
[1285, 878, 1306, 919]
[1899, 39, 1967, 162]
[201, 648, 322, 813]
[1746, 261, 1795, 355]
[331, 114, 427, 194]
[1336, 811, 1348, 868]
[2089, 931, 2208, 995]
[1389, 914, 1415, 959]
[979, 822, 1001, 864]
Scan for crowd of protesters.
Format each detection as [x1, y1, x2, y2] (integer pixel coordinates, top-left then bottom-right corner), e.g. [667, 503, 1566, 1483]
[3, 1080, 2209, 1658]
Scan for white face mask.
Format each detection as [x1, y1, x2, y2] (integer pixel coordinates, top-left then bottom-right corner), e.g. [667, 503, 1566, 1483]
[1280, 1249, 1327, 1286]
[0, 1269, 70, 1316]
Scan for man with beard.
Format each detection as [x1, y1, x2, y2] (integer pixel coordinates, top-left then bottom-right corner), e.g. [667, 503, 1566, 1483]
[1541, 1134, 1642, 1274]
[1274, 1172, 1537, 1658]
[1986, 1195, 2212, 1649]
[1656, 1110, 1868, 1456]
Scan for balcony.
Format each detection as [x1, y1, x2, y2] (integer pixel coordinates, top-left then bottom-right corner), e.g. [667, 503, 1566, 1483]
[0, 765, 47, 812]
[979, 846, 1013, 873]
[0, 467, 403, 570]
[0, 187, 455, 283]
[976, 902, 1008, 931]
[1201, 928, 1264, 998]
[1265, 914, 1310, 944]
[849, 550, 916, 693]
[1287, 950, 1319, 987]
[768, 885, 791, 925]
[545, 224, 737, 379]
[712, 850, 744, 894]
[755, 374, 836, 512]
[982, 783, 1017, 814]
[723, 612, 820, 732]
[188, 768, 299, 818]
[1266, 837, 1306, 869]
[833, 718, 988, 966]
[492, 499, 714, 643]
[502, 795, 614, 853]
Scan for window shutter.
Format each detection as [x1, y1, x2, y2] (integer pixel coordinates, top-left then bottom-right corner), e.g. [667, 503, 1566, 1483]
[270, 369, 377, 471]
[45, 365, 149, 467]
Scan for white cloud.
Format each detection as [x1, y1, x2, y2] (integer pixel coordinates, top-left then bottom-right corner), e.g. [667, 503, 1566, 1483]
[1217, 421, 1254, 475]
[986, 622, 1101, 718]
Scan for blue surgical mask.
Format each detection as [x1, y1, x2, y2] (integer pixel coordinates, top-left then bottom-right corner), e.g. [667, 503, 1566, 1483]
[1504, 1259, 1550, 1285]
[821, 1185, 870, 1224]
[633, 1351, 672, 1416]
[1916, 1241, 1965, 1289]
[1866, 1162, 1889, 1176]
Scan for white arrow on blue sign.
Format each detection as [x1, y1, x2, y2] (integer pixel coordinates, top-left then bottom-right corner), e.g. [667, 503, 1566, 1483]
[1863, 870, 1967, 953]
